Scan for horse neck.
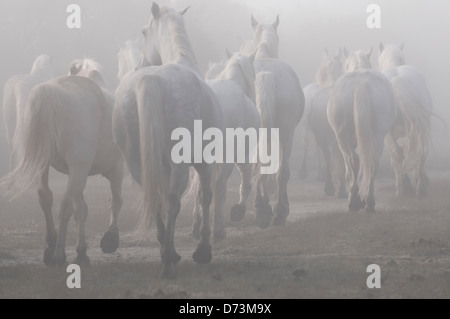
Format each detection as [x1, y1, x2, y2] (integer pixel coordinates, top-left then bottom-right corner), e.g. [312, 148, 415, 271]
[30, 65, 50, 80]
[255, 42, 277, 59]
[317, 61, 342, 88]
[378, 57, 399, 72]
[158, 19, 200, 75]
[221, 65, 255, 102]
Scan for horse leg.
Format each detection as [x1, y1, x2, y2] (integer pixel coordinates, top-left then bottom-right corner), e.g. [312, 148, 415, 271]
[160, 164, 189, 279]
[192, 164, 213, 265]
[415, 152, 429, 197]
[298, 129, 308, 179]
[335, 131, 363, 211]
[74, 193, 90, 265]
[37, 166, 57, 266]
[321, 143, 335, 196]
[101, 161, 124, 253]
[272, 132, 294, 226]
[332, 142, 347, 199]
[213, 163, 234, 242]
[192, 191, 202, 240]
[231, 163, 252, 222]
[52, 169, 88, 266]
[255, 174, 273, 229]
[385, 132, 408, 196]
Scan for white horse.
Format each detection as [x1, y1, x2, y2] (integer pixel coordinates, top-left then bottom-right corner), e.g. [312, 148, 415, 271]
[328, 49, 396, 212]
[190, 50, 260, 241]
[241, 15, 305, 228]
[2, 55, 56, 171]
[3, 71, 124, 266]
[117, 38, 145, 82]
[113, 3, 223, 278]
[68, 58, 124, 253]
[378, 43, 433, 197]
[309, 48, 346, 198]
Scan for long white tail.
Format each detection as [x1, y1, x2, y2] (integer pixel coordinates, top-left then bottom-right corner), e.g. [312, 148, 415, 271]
[353, 82, 377, 200]
[391, 77, 431, 170]
[136, 75, 167, 228]
[3, 84, 59, 198]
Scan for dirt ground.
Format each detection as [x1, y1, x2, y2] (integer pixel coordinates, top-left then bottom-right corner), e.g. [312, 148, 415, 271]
[1, 165, 450, 299]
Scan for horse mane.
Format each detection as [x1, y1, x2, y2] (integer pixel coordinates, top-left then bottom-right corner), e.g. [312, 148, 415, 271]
[30, 55, 53, 79]
[117, 40, 143, 80]
[344, 51, 372, 73]
[378, 44, 406, 72]
[316, 56, 343, 88]
[253, 24, 279, 59]
[218, 54, 256, 102]
[69, 58, 108, 89]
[157, 6, 199, 72]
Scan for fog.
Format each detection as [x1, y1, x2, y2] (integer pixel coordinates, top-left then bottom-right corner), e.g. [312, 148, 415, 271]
[1, 0, 449, 176]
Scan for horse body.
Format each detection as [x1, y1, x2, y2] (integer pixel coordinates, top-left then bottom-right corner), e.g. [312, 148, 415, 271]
[4, 74, 124, 265]
[308, 49, 346, 198]
[2, 55, 55, 170]
[242, 15, 304, 228]
[378, 43, 432, 196]
[191, 51, 260, 240]
[328, 50, 396, 212]
[113, 4, 223, 278]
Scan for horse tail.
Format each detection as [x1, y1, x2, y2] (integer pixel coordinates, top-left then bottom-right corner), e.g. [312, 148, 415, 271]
[391, 77, 432, 170]
[3, 84, 59, 198]
[353, 82, 377, 200]
[136, 74, 167, 228]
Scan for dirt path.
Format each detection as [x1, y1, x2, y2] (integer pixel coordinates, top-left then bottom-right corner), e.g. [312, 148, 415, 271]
[1, 169, 450, 298]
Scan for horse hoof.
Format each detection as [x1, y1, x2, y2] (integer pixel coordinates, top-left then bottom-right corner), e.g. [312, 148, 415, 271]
[74, 254, 91, 267]
[43, 248, 55, 267]
[52, 255, 67, 268]
[271, 214, 286, 226]
[192, 244, 212, 264]
[173, 251, 181, 264]
[161, 264, 177, 279]
[100, 230, 119, 254]
[230, 204, 246, 222]
[349, 196, 364, 211]
[255, 212, 272, 229]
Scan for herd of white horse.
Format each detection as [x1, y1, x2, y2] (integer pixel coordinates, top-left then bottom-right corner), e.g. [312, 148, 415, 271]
[1, 3, 433, 278]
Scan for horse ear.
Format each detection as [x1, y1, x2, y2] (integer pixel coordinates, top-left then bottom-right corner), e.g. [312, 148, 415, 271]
[251, 15, 259, 29]
[399, 42, 405, 50]
[335, 48, 342, 59]
[323, 48, 329, 59]
[273, 15, 280, 30]
[379, 42, 384, 53]
[179, 6, 190, 16]
[366, 47, 373, 58]
[226, 49, 233, 60]
[151, 2, 160, 19]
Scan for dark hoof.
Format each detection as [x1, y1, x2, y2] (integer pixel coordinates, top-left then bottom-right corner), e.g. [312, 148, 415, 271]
[230, 204, 246, 222]
[43, 247, 54, 267]
[100, 230, 119, 254]
[255, 211, 272, 229]
[402, 174, 415, 196]
[52, 254, 67, 268]
[271, 214, 286, 226]
[74, 254, 91, 267]
[349, 196, 364, 211]
[161, 263, 177, 279]
[192, 243, 212, 264]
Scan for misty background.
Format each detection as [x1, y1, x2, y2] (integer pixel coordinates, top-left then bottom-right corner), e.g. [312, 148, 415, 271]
[0, 0, 449, 177]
